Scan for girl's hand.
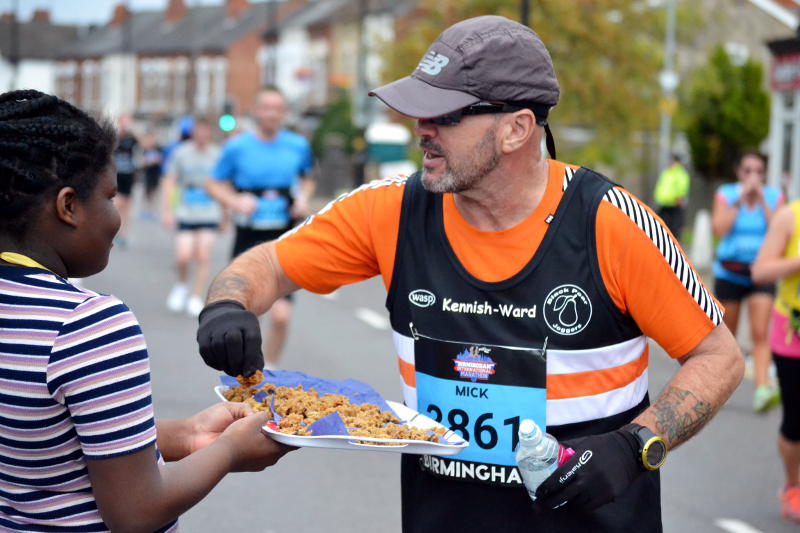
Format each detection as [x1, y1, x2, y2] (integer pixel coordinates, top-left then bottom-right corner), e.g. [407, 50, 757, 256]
[185, 402, 253, 455]
[216, 412, 295, 472]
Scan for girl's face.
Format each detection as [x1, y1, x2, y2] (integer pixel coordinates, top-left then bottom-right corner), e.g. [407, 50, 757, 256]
[64, 165, 121, 277]
[736, 154, 766, 187]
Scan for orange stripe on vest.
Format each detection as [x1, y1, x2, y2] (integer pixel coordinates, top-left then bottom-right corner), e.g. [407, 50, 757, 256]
[547, 345, 649, 400]
[397, 356, 416, 387]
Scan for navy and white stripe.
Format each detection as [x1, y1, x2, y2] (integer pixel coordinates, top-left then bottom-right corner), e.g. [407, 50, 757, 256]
[0, 266, 176, 532]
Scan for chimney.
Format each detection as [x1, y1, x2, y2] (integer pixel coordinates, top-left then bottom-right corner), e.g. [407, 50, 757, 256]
[164, 0, 186, 24]
[31, 9, 50, 23]
[227, 0, 249, 19]
[110, 3, 130, 26]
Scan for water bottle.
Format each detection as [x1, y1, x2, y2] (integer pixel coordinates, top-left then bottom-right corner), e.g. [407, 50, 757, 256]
[515, 419, 574, 500]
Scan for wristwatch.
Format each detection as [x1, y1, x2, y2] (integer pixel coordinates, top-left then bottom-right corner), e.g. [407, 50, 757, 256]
[622, 423, 668, 471]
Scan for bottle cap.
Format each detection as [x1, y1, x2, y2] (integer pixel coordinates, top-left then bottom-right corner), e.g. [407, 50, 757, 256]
[519, 418, 539, 438]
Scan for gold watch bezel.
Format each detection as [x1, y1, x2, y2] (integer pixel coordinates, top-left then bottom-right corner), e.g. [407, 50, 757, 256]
[640, 435, 667, 471]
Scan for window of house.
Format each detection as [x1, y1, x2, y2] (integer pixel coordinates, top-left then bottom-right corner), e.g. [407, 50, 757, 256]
[57, 61, 78, 104]
[81, 60, 100, 114]
[174, 57, 189, 113]
[212, 57, 227, 113]
[195, 56, 210, 112]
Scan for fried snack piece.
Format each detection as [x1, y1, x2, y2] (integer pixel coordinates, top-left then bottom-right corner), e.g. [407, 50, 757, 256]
[224, 381, 441, 443]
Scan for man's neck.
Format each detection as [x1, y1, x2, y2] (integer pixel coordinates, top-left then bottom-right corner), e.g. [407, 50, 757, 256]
[257, 127, 279, 141]
[452, 157, 550, 231]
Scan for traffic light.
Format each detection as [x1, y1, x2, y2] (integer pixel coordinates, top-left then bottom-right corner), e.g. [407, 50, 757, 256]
[219, 100, 236, 132]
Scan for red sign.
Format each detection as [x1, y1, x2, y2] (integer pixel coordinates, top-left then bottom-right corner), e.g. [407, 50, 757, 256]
[773, 53, 800, 91]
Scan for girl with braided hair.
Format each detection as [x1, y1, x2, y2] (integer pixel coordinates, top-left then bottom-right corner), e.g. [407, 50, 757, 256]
[0, 90, 291, 532]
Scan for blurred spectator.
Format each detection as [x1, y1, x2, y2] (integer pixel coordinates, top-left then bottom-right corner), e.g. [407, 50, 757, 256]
[161, 117, 222, 317]
[752, 200, 800, 522]
[712, 150, 784, 413]
[140, 131, 163, 220]
[112, 113, 139, 248]
[653, 153, 690, 239]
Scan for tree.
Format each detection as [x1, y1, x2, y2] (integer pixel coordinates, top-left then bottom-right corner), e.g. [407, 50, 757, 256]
[379, 0, 692, 172]
[311, 88, 359, 159]
[681, 45, 771, 181]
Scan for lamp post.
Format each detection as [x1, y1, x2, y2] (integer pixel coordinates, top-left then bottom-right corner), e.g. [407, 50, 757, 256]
[657, 0, 678, 173]
[9, 0, 19, 90]
[521, 0, 530, 27]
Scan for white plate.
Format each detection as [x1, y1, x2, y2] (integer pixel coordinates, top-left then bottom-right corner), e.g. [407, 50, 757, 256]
[214, 385, 468, 456]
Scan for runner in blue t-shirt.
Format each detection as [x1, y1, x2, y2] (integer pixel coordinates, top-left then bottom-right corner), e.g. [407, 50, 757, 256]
[205, 86, 315, 370]
[712, 150, 784, 413]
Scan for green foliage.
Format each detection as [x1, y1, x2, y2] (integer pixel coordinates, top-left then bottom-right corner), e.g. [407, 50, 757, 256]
[311, 89, 359, 158]
[680, 45, 770, 181]
[379, 0, 688, 170]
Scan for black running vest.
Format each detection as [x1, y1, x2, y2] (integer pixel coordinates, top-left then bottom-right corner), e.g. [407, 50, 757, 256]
[388, 167, 661, 532]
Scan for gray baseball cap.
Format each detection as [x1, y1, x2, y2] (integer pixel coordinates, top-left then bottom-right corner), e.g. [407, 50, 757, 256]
[369, 15, 560, 119]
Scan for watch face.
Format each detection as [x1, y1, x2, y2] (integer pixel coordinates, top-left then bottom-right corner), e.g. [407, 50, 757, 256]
[644, 439, 667, 468]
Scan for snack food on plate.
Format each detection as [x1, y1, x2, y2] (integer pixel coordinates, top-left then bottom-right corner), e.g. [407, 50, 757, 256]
[223, 370, 445, 443]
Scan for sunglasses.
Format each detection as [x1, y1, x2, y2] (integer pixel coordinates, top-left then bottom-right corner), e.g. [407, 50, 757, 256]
[427, 102, 526, 126]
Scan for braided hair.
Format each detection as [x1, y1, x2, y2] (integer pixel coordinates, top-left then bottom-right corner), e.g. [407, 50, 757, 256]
[0, 90, 116, 235]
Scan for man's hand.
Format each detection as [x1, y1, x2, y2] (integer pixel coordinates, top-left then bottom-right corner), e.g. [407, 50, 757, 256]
[233, 193, 258, 216]
[197, 300, 263, 377]
[291, 195, 311, 219]
[533, 428, 642, 512]
[185, 402, 253, 455]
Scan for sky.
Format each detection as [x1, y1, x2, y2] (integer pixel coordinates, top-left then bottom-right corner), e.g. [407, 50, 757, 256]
[2, 0, 266, 25]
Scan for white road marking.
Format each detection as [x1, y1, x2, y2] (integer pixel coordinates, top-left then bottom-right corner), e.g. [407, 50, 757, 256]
[355, 307, 390, 330]
[714, 518, 763, 533]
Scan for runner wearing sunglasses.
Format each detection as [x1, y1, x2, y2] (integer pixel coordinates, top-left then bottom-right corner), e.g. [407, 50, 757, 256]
[196, 16, 743, 532]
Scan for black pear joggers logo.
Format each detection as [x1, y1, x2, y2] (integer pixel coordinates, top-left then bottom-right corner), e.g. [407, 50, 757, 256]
[543, 284, 592, 336]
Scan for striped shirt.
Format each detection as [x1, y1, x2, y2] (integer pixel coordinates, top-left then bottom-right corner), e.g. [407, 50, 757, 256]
[0, 265, 177, 532]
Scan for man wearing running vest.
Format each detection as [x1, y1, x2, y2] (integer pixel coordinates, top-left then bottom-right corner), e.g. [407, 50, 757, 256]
[196, 16, 743, 532]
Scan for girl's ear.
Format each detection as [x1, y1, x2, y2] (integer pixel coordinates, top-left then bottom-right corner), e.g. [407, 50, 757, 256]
[55, 187, 79, 228]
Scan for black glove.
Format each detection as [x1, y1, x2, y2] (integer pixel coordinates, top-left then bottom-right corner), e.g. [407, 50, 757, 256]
[532, 428, 642, 512]
[197, 300, 263, 377]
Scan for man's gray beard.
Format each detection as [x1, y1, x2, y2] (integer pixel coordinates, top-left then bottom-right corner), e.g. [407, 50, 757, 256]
[421, 128, 500, 194]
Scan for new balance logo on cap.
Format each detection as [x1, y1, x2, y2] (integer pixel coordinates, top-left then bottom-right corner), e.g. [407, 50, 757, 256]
[417, 51, 450, 75]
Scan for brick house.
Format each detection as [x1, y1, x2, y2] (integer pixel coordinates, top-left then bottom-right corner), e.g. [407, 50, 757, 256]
[54, 0, 306, 120]
[0, 10, 79, 95]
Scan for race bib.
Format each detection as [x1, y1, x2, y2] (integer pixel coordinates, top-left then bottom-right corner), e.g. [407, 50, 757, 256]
[182, 187, 214, 206]
[411, 325, 546, 470]
[245, 191, 290, 230]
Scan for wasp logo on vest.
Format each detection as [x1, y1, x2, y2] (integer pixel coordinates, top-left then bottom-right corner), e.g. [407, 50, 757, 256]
[408, 289, 436, 308]
[452, 345, 497, 383]
[543, 284, 593, 335]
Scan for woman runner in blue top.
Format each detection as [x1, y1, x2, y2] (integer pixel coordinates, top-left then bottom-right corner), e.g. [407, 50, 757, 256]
[712, 150, 783, 413]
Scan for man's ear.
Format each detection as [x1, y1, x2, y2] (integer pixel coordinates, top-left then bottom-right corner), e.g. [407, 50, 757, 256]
[499, 110, 535, 154]
[55, 187, 79, 228]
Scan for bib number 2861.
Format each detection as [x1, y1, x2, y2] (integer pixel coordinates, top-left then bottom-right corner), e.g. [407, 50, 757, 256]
[426, 402, 522, 452]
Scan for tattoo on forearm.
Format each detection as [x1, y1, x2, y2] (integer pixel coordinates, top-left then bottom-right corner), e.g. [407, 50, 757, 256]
[207, 273, 251, 303]
[651, 386, 714, 446]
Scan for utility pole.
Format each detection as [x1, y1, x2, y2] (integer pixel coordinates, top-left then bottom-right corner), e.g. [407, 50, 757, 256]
[121, 0, 133, 116]
[263, 0, 278, 85]
[9, 0, 19, 90]
[520, 0, 530, 27]
[354, 0, 369, 128]
[657, 0, 678, 174]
